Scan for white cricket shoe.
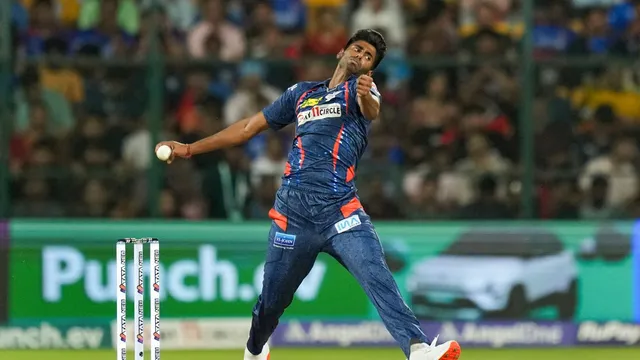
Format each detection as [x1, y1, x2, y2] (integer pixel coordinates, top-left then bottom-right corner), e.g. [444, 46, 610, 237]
[244, 343, 270, 360]
[408, 336, 461, 360]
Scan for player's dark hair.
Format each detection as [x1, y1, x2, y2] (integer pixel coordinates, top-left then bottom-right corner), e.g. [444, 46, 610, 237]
[344, 29, 387, 70]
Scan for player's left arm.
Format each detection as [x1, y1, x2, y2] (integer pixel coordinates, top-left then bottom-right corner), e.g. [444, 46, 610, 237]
[356, 74, 381, 121]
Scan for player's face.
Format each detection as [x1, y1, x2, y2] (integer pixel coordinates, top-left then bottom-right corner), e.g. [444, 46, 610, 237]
[339, 40, 377, 76]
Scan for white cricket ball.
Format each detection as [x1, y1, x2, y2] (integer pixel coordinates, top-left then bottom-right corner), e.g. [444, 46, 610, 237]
[156, 144, 173, 161]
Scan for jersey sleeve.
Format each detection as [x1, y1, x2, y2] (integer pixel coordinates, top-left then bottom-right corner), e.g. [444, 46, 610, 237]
[370, 81, 381, 102]
[350, 79, 382, 114]
[262, 83, 300, 131]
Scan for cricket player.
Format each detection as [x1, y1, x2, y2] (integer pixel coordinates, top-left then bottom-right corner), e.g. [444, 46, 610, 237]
[156, 29, 461, 360]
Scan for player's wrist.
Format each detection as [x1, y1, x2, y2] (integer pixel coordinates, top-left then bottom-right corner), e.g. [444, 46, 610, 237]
[359, 91, 374, 101]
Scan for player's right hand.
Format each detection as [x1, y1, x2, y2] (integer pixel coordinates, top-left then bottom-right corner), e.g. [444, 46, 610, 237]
[154, 141, 191, 164]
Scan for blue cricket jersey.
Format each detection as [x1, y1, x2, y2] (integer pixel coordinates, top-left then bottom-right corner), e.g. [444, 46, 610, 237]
[262, 75, 381, 194]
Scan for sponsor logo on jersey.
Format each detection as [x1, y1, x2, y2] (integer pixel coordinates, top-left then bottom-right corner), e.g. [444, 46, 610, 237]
[325, 91, 342, 101]
[299, 97, 323, 109]
[297, 104, 342, 126]
[334, 215, 361, 234]
[274, 232, 296, 249]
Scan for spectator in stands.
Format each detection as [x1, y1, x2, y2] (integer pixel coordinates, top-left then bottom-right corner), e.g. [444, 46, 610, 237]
[12, 178, 64, 217]
[568, 7, 616, 54]
[72, 0, 138, 58]
[245, 1, 276, 44]
[121, 118, 157, 173]
[408, 8, 458, 56]
[304, 7, 348, 55]
[409, 72, 453, 133]
[575, 67, 640, 123]
[250, 133, 287, 187]
[77, 0, 139, 35]
[351, 0, 406, 48]
[459, 0, 522, 41]
[580, 174, 616, 219]
[73, 178, 112, 217]
[139, 0, 197, 33]
[248, 175, 278, 219]
[245, 2, 297, 58]
[452, 133, 511, 206]
[532, 1, 576, 57]
[361, 177, 404, 219]
[575, 105, 618, 163]
[20, 0, 85, 28]
[202, 146, 251, 220]
[223, 61, 281, 127]
[14, 67, 75, 136]
[188, 0, 246, 61]
[135, 6, 185, 59]
[545, 178, 580, 219]
[607, 0, 640, 37]
[24, 0, 66, 57]
[461, 27, 514, 57]
[406, 173, 453, 219]
[7, 0, 640, 221]
[11, 137, 68, 217]
[10, 101, 53, 172]
[39, 37, 85, 106]
[405, 73, 458, 169]
[580, 136, 639, 208]
[270, 0, 306, 32]
[159, 189, 181, 218]
[12, 0, 29, 34]
[457, 173, 512, 219]
[176, 69, 215, 133]
[70, 116, 116, 179]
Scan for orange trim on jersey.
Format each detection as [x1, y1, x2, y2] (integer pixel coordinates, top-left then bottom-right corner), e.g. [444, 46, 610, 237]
[340, 197, 363, 218]
[284, 162, 291, 176]
[343, 82, 349, 113]
[332, 124, 344, 171]
[346, 165, 355, 182]
[296, 89, 313, 109]
[269, 208, 287, 231]
[296, 137, 305, 168]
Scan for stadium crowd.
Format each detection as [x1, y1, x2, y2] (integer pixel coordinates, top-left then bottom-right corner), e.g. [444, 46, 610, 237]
[6, 0, 640, 220]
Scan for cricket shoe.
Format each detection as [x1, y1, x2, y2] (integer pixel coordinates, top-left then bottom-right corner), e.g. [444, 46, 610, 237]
[408, 336, 461, 360]
[244, 343, 270, 360]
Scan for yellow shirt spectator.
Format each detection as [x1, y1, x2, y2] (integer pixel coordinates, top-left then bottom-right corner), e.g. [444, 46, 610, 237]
[22, 0, 81, 26]
[572, 87, 640, 121]
[40, 67, 85, 104]
[303, 0, 346, 6]
[459, 22, 524, 39]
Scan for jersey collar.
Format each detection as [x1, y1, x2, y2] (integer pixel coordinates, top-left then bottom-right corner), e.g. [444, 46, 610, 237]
[319, 74, 359, 91]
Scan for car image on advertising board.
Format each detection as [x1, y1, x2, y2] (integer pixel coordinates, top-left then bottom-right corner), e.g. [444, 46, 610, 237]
[407, 230, 579, 320]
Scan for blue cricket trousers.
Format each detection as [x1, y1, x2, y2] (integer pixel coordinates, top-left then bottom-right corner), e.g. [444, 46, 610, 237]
[246, 186, 428, 357]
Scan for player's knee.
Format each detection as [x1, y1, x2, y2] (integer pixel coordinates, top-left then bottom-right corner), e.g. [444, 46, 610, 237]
[257, 295, 289, 318]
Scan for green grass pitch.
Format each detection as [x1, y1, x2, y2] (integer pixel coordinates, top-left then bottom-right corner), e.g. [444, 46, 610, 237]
[0, 348, 639, 360]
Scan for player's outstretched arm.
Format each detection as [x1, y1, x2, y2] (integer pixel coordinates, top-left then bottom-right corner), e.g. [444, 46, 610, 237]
[155, 112, 269, 163]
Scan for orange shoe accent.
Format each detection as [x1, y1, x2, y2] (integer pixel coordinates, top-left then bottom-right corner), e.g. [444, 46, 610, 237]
[266, 353, 270, 360]
[268, 208, 287, 231]
[340, 197, 363, 218]
[441, 341, 461, 360]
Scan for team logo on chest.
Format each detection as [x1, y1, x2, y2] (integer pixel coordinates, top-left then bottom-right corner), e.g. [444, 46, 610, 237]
[297, 103, 342, 126]
[298, 90, 343, 110]
[299, 97, 322, 109]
